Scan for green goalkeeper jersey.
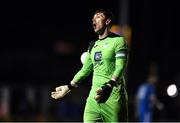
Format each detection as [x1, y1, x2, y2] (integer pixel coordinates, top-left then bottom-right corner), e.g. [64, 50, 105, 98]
[72, 33, 128, 89]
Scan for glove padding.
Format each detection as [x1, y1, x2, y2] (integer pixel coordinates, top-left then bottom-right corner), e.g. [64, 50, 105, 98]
[51, 85, 70, 99]
[95, 80, 116, 103]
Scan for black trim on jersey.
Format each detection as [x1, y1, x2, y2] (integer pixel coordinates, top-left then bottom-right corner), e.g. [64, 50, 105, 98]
[88, 40, 95, 54]
[99, 32, 123, 40]
[88, 32, 124, 54]
[117, 49, 128, 55]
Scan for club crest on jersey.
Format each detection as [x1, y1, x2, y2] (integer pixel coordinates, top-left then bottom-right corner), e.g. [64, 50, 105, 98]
[94, 51, 102, 61]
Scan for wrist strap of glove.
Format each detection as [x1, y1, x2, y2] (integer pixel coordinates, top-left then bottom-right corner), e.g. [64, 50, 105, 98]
[68, 81, 78, 90]
[68, 84, 75, 90]
[107, 80, 117, 87]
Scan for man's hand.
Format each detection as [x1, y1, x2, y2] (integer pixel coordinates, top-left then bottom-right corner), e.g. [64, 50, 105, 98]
[51, 85, 70, 99]
[95, 80, 116, 103]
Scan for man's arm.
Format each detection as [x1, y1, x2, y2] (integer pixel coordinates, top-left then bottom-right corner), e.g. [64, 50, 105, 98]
[112, 37, 128, 81]
[71, 51, 93, 85]
[151, 93, 164, 110]
[51, 43, 93, 100]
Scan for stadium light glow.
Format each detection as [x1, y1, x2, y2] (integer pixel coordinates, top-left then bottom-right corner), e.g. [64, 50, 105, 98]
[167, 84, 178, 98]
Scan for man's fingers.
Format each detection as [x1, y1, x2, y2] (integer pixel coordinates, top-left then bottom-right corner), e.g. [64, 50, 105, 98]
[51, 92, 57, 98]
[95, 95, 101, 100]
[51, 91, 61, 99]
[51, 91, 57, 95]
[56, 87, 62, 91]
[96, 88, 103, 95]
[95, 88, 103, 101]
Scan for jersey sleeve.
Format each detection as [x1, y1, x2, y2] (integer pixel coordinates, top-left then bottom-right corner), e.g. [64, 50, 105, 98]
[112, 37, 128, 78]
[72, 43, 94, 85]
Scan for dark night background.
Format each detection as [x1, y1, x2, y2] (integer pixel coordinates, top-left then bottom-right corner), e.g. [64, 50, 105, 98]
[0, 0, 179, 122]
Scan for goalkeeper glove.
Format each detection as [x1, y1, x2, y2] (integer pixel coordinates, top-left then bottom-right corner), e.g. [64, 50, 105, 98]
[51, 85, 70, 99]
[95, 80, 116, 103]
[51, 81, 77, 99]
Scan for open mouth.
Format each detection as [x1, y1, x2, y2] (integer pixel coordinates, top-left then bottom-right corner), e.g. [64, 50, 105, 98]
[93, 23, 96, 29]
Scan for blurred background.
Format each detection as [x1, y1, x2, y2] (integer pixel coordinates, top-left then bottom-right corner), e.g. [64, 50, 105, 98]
[0, 0, 179, 122]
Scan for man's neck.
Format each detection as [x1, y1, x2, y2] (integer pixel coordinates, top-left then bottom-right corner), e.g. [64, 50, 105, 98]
[98, 28, 110, 40]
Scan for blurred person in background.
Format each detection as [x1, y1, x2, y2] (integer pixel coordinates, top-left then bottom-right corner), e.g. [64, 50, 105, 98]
[134, 64, 164, 122]
[51, 9, 129, 122]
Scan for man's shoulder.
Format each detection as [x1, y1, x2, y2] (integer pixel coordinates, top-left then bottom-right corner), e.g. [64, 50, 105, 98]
[108, 32, 124, 39]
[109, 33, 127, 47]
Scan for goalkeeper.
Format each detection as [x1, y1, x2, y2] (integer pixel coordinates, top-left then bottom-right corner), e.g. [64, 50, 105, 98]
[51, 9, 128, 122]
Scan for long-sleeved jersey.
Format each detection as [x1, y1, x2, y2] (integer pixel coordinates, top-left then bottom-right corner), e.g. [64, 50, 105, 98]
[72, 33, 128, 88]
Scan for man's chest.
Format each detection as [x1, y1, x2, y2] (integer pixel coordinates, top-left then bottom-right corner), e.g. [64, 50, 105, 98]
[90, 41, 115, 62]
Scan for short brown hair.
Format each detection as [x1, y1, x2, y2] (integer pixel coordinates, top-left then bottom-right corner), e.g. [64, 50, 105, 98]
[94, 9, 114, 27]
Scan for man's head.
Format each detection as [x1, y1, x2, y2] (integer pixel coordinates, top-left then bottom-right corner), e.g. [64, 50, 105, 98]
[147, 74, 158, 85]
[92, 9, 114, 34]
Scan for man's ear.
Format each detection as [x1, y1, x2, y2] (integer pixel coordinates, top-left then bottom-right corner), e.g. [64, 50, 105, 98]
[106, 19, 111, 25]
